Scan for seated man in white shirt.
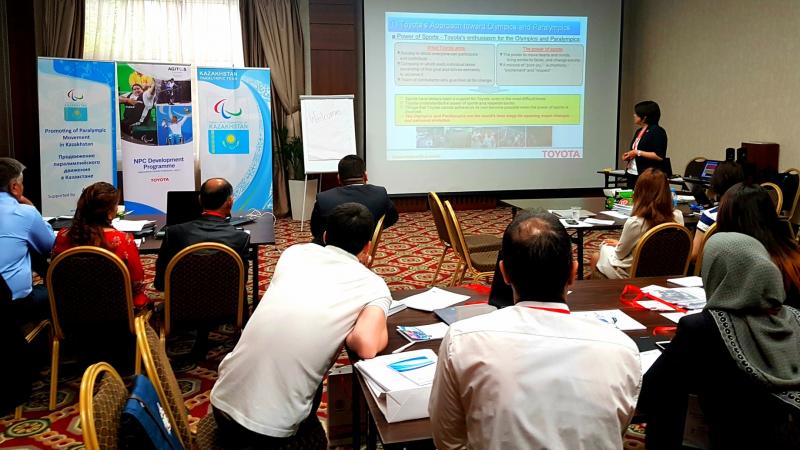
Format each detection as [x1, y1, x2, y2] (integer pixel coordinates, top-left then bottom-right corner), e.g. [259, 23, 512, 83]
[429, 210, 642, 450]
[210, 202, 390, 449]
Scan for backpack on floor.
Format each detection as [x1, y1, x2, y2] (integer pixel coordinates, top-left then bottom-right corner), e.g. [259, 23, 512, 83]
[119, 374, 184, 450]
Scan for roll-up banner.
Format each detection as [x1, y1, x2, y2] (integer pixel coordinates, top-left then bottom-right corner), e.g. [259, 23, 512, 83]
[37, 57, 117, 216]
[197, 67, 272, 212]
[118, 62, 195, 214]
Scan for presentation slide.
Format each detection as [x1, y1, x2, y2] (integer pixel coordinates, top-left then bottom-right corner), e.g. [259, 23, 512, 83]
[386, 13, 587, 161]
[364, 0, 622, 195]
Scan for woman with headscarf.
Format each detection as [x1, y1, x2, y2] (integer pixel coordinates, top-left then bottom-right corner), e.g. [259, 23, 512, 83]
[638, 232, 800, 449]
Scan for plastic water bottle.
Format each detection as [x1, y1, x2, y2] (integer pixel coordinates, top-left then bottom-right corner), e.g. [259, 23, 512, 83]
[671, 187, 678, 208]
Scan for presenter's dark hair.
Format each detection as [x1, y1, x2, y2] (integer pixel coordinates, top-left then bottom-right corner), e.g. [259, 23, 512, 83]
[709, 161, 744, 199]
[325, 202, 374, 255]
[635, 100, 661, 125]
[0, 158, 25, 192]
[338, 155, 366, 182]
[68, 182, 119, 248]
[501, 210, 573, 303]
[199, 178, 233, 210]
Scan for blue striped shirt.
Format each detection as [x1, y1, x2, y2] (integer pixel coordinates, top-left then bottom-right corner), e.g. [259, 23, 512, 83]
[0, 192, 55, 299]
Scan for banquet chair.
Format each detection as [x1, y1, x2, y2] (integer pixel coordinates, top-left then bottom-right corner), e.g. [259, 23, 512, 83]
[79, 362, 128, 450]
[760, 182, 783, 215]
[630, 223, 693, 278]
[443, 200, 500, 286]
[428, 192, 501, 286]
[693, 222, 718, 276]
[163, 242, 245, 348]
[368, 214, 386, 268]
[47, 246, 139, 410]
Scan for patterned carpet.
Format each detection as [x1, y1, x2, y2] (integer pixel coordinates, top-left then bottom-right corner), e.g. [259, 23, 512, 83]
[0, 207, 626, 449]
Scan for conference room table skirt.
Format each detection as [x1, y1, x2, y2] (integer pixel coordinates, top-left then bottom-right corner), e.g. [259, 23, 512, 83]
[353, 276, 680, 449]
[132, 214, 276, 307]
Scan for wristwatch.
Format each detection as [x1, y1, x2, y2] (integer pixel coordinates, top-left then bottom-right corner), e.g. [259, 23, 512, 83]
[637, 150, 642, 157]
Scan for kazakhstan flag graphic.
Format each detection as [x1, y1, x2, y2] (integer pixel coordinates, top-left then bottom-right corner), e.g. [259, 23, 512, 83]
[64, 106, 88, 122]
[209, 129, 250, 155]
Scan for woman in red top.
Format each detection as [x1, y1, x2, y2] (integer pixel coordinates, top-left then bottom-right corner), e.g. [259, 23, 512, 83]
[53, 182, 148, 308]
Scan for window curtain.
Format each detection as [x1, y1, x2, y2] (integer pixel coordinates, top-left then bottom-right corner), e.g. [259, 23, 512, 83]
[239, 0, 305, 217]
[83, 0, 244, 66]
[34, 0, 86, 58]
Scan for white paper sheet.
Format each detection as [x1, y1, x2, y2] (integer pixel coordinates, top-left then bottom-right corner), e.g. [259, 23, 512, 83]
[399, 288, 470, 312]
[667, 276, 704, 288]
[112, 218, 155, 232]
[559, 218, 593, 228]
[599, 210, 630, 220]
[636, 300, 677, 311]
[584, 217, 615, 225]
[355, 349, 439, 391]
[640, 349, 662, 375]
[660, 310, 701, 323]
[573, 309, 647, 331]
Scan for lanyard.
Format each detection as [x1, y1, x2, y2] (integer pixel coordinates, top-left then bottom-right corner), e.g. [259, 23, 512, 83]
[522, 305, 570, 314]
[632, 126, 648, 150]
[202, 211, 227, 218]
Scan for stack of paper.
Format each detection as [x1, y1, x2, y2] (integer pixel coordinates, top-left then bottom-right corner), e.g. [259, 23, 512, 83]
[611, 204, 633, 216]
[641, 285, 706, 310]
[600, 210, 630, 220]
[398, 288, 470, 312]
[355, 349, 439, 422]
[387, 300, 407, 316]
[667, 276, 703, 288]
[112, 218, 155, 232]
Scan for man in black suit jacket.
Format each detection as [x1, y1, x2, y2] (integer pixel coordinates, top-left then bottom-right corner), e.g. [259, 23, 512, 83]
[154, 178, 250, 291]
[154, 178, 250, 360]
[310, 155, 398, 245]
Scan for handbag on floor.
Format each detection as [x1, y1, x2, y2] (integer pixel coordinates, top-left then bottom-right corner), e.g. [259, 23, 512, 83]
[119, 374, 184, 450]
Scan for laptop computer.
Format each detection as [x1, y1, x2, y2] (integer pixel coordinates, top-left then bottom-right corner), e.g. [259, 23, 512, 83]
[684, 160, 721, 184]
[159, 191, 254, 236]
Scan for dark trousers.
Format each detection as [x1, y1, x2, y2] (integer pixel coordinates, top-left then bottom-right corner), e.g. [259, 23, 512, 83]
[213, 383, 326, 449]
[12, 284, 50, 324]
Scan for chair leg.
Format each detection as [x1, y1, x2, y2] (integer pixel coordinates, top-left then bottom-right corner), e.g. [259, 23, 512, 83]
[448, 262, 463, 287]
[49, 338, 60, 411]
[14, 405, 23, 420]
[431, 247, 449, 287]
[457, 266, 468, 286]
[135, 341, 142, 375]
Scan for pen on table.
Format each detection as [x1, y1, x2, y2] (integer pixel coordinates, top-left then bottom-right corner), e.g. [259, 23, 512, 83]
[392, 341, 415, 354]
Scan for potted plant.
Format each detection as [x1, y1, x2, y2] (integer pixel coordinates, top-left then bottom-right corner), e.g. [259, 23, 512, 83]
[277, 127, 317, 221]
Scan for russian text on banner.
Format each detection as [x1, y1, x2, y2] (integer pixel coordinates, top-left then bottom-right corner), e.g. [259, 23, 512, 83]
[37, 57, 117, 216]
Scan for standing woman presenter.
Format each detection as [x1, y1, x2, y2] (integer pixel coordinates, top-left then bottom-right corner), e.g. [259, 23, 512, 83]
[623, 100, 667, 188]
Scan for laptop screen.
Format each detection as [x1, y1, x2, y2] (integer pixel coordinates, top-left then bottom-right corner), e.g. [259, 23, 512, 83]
[166, 191, 203, 226]
[700, 160, 720, 180]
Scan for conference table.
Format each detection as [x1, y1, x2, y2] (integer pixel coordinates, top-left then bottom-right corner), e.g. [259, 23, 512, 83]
[500, 197, 699, 279]
[132, 214, 275, 306]
[355, 276, 683, 449]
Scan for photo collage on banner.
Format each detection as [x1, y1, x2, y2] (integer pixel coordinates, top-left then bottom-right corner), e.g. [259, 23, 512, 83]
[197, 67, 272, 212]
[37, 58, 117, 217]
[118, 62, 195, 213]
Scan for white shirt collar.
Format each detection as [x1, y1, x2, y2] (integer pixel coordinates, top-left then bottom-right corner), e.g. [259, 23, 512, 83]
[515, 301, 571, 312]
[324, 244, 360, 262]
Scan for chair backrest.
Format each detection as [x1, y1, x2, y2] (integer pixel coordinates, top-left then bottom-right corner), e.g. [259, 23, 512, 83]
[777, 169, 800, 218]
[135, 315, 191, 448]
[80, 362, 128, 450]
[693, 222, 718, 276]
[443, 200, 472, 268]
[631, 222, 693, 277]
[47, 246, 135, 339]
[428, 192, 452, 247]
[164, 242, 245, 338]
[684, 156, 708, 178]
[368, 214, 386, 268]
[760, 182, 784, 215]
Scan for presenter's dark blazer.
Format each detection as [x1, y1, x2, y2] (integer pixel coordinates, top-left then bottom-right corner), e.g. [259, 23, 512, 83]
[631, 124, 668, 173]
[310, 184, 399, 245]
[154, 215, 250, 291]
[638, 310, 800, 450]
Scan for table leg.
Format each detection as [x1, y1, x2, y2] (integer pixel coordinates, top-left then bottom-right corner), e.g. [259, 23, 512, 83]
[577, 229, 585, 280]
[366, 408, 377, 450]
[352, 366, 361, 449]
[252, 246, 260, 307]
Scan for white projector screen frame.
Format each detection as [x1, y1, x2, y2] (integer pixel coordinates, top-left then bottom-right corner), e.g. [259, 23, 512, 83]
[364, 0, 623, 194]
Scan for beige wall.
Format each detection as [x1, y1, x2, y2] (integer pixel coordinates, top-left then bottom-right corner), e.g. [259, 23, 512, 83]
[620, 0, 800, 173]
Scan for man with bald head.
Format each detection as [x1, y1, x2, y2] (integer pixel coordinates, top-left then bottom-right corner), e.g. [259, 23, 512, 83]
[429, 210, 641, 449]
[154, 178, 250, 357]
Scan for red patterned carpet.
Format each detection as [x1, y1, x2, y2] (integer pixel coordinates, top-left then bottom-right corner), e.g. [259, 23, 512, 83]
[0, 207, 625, 449]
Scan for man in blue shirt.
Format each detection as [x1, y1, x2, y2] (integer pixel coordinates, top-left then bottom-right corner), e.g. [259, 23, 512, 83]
[0, 158, 55, 322]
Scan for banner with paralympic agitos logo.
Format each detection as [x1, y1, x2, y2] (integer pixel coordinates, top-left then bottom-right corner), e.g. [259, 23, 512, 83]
[37, 57, 117, 216]
[118, 62, 195, 214]
[197, 67, 272, 212]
